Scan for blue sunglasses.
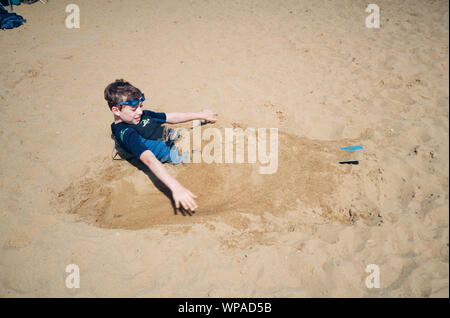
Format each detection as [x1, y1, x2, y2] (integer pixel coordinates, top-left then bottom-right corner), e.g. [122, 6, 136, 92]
[119, 94, 145, 107]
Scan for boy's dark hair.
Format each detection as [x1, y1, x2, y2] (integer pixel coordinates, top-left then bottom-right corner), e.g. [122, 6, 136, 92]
[104, 79, 142, 110]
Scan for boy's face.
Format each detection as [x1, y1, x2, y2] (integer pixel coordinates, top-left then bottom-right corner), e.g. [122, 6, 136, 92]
[111, 103, 143, 125]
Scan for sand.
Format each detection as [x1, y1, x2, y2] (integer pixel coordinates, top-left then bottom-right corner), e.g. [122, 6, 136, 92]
[0, 0, 448, 297]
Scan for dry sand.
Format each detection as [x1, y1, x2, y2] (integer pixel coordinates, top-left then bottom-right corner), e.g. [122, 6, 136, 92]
[0, 0, 448, 297]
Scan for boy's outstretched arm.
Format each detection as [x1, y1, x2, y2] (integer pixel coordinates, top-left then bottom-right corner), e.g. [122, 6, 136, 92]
[139, 150, 198, 211]
[165, 109, 217, 124]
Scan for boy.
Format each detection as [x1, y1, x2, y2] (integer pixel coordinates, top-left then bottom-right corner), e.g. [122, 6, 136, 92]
[104, 79, 217, 212]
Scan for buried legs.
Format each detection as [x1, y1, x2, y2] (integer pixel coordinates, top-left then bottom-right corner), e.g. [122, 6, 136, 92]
[138, 134, 186, 165]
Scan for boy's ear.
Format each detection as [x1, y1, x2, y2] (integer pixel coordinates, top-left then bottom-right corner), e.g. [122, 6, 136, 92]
[111, 106, 121, 116]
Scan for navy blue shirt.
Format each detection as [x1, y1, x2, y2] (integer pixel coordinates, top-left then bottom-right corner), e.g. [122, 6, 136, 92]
[111, 110, 167, 158]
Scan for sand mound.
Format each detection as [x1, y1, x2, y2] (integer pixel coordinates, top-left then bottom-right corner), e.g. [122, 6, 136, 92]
[54, 126, 383, 230]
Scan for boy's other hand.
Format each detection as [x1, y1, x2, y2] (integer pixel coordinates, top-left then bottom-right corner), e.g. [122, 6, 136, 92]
[172, 185, 198, 212]
[201, 109, 218, 122]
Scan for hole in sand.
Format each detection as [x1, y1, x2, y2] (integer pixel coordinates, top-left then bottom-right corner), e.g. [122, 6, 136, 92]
[54, 129, 382, 230]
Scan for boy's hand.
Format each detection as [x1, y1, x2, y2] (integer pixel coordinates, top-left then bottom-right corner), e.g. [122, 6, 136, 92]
[200, 109, 218, 122]
[172, 185, 198, 212]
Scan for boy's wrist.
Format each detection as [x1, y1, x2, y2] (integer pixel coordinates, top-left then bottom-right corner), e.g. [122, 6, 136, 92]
[168, 180, 183, 192]
[198, 111, 206, 120]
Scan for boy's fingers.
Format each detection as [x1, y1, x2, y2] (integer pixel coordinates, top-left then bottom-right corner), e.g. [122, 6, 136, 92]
[188, 190, 198, 198]
[182, 197, 193, 211]
[191, 201, 198, 211]
[175, 194, 198, 212]
[187, 198, 197, 211]
[189, 195, 198, 206]
[176, 200, 186, 209]
[183, 202, 193, 212]
[187, 199, 196, 211]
